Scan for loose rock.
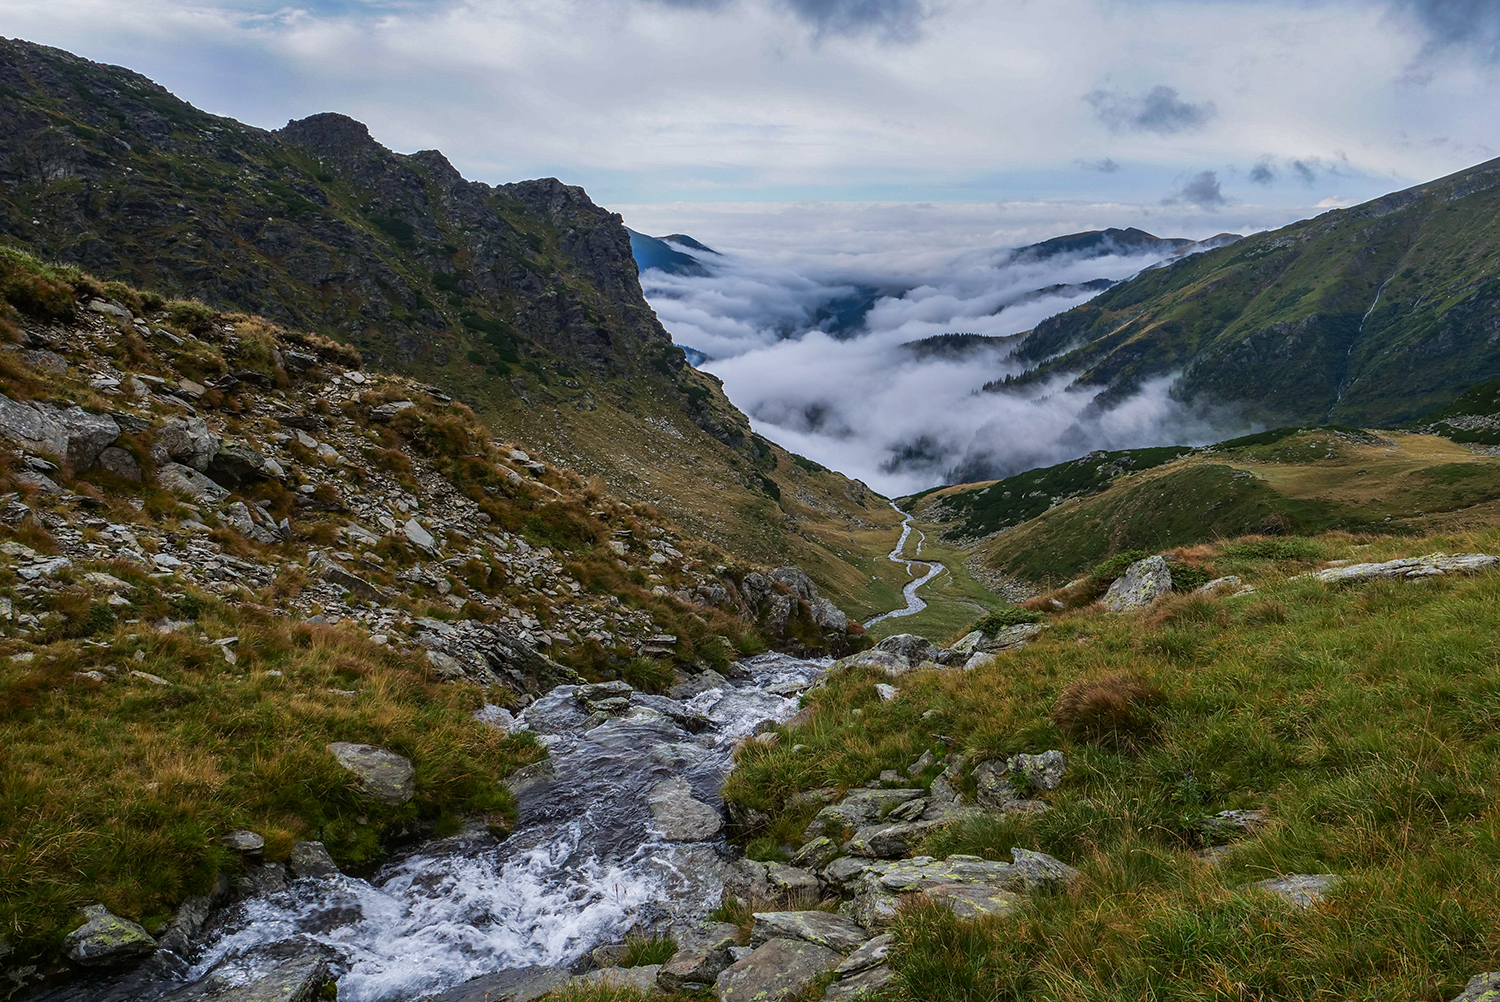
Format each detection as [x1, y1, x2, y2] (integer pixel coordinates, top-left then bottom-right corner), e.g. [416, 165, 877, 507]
[63, 903, 156, 966]
[327, 742, 416, 804]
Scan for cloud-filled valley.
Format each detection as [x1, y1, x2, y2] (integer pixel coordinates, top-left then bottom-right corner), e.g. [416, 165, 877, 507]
[634, 217, 1260, 497]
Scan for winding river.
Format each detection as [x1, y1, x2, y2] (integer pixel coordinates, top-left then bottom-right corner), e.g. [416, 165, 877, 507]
[864, 502, 945, 628]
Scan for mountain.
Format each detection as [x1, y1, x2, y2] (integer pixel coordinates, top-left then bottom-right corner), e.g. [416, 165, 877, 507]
[1008, 157, 1500, 426]
[0, 37, 902, 613]
[1009, 227, 1240, 264]
[626, 229, 711, 277]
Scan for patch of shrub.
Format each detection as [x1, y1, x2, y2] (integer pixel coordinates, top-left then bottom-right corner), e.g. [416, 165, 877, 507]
[1086, 549, 1151, 590]
[1168, 562, 1212, 592]
[1219, 537, 1321, 561]
[1051, 672, 1162, 749]
[618, 934, 678, 968]
[963, 606, 1043, 638]
[621, 656, 677, 694]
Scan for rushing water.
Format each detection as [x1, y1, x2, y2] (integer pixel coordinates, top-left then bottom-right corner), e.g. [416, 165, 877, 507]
[42, 653, 828, 1002]
[865, 502, 945, 628]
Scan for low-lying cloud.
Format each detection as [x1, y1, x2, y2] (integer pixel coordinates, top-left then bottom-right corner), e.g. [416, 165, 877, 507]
[635, 214, 1259, 495]
[1085, 84, 1218, 135]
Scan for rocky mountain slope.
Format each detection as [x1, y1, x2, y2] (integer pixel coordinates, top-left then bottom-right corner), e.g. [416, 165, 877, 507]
[0, 37, 902, 613]
[1007, 156, 1500, 426]
[0, 248, 864, 985]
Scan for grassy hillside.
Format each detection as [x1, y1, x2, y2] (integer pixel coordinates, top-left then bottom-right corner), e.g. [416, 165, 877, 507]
[918, 429, 1500, 587]
[725, 525, 1500, 1000]
[1008, 157, 1500, 427]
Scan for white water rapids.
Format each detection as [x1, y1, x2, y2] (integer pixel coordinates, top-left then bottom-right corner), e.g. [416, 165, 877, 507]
[46, 654, 829, 1002]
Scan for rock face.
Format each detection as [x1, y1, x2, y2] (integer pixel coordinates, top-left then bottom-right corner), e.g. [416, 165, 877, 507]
[62, 904, 156, 965]
[1102, 556, 1173, 612]
[326, 743, 416, 805]
[0, 393, 120, 471]
[647, 776, 723, 841]
[715, 937, 844, 1002]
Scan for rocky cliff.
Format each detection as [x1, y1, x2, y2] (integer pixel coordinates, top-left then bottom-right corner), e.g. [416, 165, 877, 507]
[0, 37, 902, 610]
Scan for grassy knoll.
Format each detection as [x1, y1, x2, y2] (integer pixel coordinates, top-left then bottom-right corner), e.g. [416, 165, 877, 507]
[724, 526, 1500, 1000]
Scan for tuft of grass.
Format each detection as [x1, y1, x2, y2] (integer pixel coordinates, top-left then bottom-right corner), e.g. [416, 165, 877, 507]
[620, 657, 677, 694]
[618, 934, 678, 968]
[1050, 673, 1163, 750]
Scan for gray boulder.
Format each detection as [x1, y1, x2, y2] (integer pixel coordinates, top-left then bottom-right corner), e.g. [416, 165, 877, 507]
[327, 742, 415, 805]
[0, 394, 120, 470]
[289, 841, 341, 880]
[55, 408, 121, 469]
[715, 938, 844, 1002]
[751, 911, 869, 953]
[1102, 556, 1173, 612]
[1302, 552, 1499, 584]
[810, 597, 849, 632]
[569, 966, 661, 991]
[62, 904, 155, 966]
[1451, 973, 1500, 1002]
[1008, 847, 1082, 889]
[96, 446, 142, 481]
[159, 462, 230, 504]
[1243, 873, 1338, 908]
[875, 633, 937, 662]
[424, 966, 568, 1002]
[156, 417, 219, 471]
[1008, 749, 1067, 791]
[790, 836, 842, 870]
[846, 819, 948, 859]
[209, 441, 275, 486]
[803, 787, 925, 839]
[656, 923, 740, 991]
[833, 649, 910, 677]
[978, 623, 1044, 652]
[647, 776, 723, 841]
[825, 964, 895, 1000]
[158, 947, 329, 1001]
[835, 933, 893, 976]
[769, 566, 818, 602]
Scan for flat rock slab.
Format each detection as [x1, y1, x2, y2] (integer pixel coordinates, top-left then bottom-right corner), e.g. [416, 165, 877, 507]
[1009, 848, 1082, 890]
[570, 965, 661, 991]
[803, 787, 925, 839]
[1302, 552, 1498, 584]
[847, 819, 948, 859]
[835, 934, 893, 977]
[327, 742, 415, 804]
[648, 776, 723, 841]
[424, 966, 569, 1002]
[63, 904, 155, 965]
[1451, 972, 1500, 1002]
[715, 937, 844, 1002]
[1103, 555, 1173, 612]
[752, 911, 870, 953]
[160, 950, 329, 1002]
[1244, 873, 1338, 908]
[924, 882, 1024, 920]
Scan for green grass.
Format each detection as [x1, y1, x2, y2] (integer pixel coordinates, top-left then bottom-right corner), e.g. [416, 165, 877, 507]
[866, 536, 1007, 644]
[724, 524, 1500, 1000]
[617, 934, 678, 967]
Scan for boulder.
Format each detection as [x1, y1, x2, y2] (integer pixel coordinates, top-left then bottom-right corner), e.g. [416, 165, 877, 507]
[833, 649, 910, 677]
[158, 947, 330, 1001]
[219, 830, 265, 855]
[1301, 552, 1499, 584]
[371, 400, 415, 421]
[971, 759, 1049, 814]
[1451, 973, 1500, 1002]
[156, 417, 219, 471]
[209, 441, 275, 486]
[656, 923, 740, 991]
[96, 446, 142, 481]
[714, 938, 843, 1002]
[949, 630, 984, 657]
[1198, 809, 1267, 839]
[647, 776, 723, 841]
[1243, 873, 1338, 908]
[751, 911, 869, 953]
[846, 819, 949, 859]
[803, 787, 926, 839]
[62, 904, 156, 966]
[1102, 556, 1173, 612]
[978, 623, 1044, 652]
[326, 742, 415, 804]
[875, 634, 938, 663]
[289, 841, 341, 880]
[1007, 750, 1067, 791]
[768, 566, 818, 602]
[1008, 847, 1082, 890]
[810, 597, 849, 632]
[159, 462, 230, 504]
[403, 518, 438, 553]
[54, 407, 121, 469]
[824, 963, 895, 1000]
[834, 933, 893, 977]
[790, 836, 842, 870]
[424, 966, 569, 1002]
[0, 394, 120, 470]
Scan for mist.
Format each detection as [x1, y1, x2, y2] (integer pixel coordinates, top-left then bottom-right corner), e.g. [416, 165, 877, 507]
[634, 217, 1261, 496]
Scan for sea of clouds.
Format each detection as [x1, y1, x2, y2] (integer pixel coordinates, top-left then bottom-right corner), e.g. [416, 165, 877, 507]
[625, 202, 1296, 496]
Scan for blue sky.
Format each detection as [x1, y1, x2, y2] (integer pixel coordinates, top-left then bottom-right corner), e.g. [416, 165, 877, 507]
[3, 0, 1498, 241]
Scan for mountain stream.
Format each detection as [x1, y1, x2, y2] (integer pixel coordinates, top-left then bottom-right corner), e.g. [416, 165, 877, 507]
[864, 503, 945, 628]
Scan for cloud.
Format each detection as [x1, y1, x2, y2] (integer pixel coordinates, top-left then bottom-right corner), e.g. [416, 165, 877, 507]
[632, 203, 1260, 493]
[1390, 0, 1500, 62]
[1162, 170, 1227, 208]
[1248, 158, 1277, 185]
[644, 0, 930, 38]
[1289, 158, 1318, 184]
[1085, 85, 1217, 135]
[1075, 157, 1122, 172]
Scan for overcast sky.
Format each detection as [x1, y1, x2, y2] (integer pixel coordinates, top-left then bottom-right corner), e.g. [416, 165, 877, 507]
[3, 0, 1498, 235]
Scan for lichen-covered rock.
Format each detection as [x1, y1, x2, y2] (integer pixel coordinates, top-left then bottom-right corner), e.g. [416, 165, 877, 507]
[1302, 552, 1499, 584]
[289, 841, 341, 880]
[423, 965, 569, 1002]
[155, 416, 219, 471]
[327, 742, 415, 804]
[846, 819, 948, 859]
[1451, 972, 1500, 1002]
[715, 937, 844, 1002]
[832, 649, 910, 678]
[790, 836, 842, 870]
[803, 787, 925, 839]
[1008, 847, 1081, 890]
[751, 911, 869, 953]
[1102, 556, 1173, 612]
[1243, 873, 1338, 908]
[824, 963, 896, 1000]
[96, 446, 142, 481]
[655, 923, 739, 991]
[158, 947, 330, 1001]
[875, 634, 938, 664]
[978, 623, 1044, 652]
[569, 965, 661, 991]
[1007, 749, 1067, 791]
[63, 904, 155, 966]
[159, 462, 230, 504]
